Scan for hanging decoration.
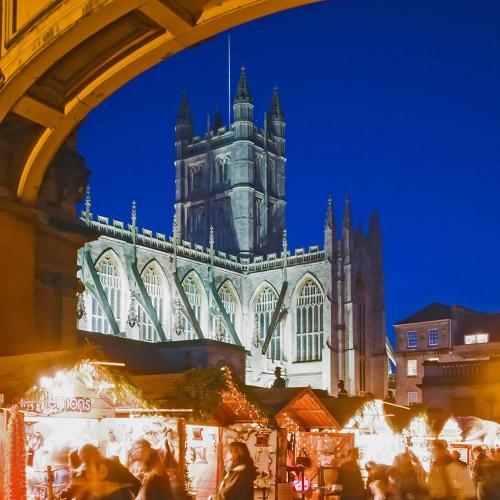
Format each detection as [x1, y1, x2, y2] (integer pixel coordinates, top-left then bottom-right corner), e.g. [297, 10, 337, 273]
[3, 406, 27, 500]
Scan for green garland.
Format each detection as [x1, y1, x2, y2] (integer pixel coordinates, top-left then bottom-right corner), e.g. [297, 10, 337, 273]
[175, 368, 228, 420]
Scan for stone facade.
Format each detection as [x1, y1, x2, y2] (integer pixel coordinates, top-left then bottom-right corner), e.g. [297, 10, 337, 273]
[394, 302, 500, 407]
[77, 69, 387, 396]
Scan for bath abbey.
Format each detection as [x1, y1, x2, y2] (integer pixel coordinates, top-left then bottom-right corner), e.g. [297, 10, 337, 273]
[77, 68, 388, 396]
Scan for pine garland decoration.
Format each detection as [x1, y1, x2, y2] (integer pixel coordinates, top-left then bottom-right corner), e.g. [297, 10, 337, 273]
[3, 406, 27, 500]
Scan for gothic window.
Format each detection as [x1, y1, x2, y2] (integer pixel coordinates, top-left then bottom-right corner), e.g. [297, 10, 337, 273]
[254, 285, 282, 360]
[295, 279, 323, 362]
[212, 282, 239, 344]
[91, 253, 123, 334]
[188, 206, 204, 237]
[189, 164, 202, 193]
[138, 265, 165, 341]
[182, 274, 201, 340]
[215, 155, 230, 185]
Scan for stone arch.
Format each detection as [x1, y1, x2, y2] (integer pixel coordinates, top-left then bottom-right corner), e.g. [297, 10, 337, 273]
[138, 259, 170, 341]
[293, 273, 325, 362]
[0, 0, 318, 205]
[291, 271, 325, 301]
[91, 248, 129, 333]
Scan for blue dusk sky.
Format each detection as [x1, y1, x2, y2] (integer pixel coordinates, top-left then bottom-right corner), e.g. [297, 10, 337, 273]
[78, 0, 500, 343]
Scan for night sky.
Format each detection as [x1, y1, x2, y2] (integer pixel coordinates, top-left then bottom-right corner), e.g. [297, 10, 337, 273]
[78, 0, 500, 343]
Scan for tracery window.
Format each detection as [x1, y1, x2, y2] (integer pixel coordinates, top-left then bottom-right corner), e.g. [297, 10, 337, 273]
[255, 286, 282, 360]
[215, 155, 230, 185]
[295, 279, 323, 362]
[211, 283, 238, 344]
[91, 254, 122, 334]
[138, 265, 165, 341]
[182, 274, 201, 340]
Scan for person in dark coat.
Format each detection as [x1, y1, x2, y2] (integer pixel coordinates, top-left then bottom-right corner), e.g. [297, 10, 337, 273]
[338, 448, 366, 500]
[213, 441, 257, 500]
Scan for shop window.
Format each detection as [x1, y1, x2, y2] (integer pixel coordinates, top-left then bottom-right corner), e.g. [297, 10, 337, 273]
[464, 333, 489, 344]
[428, 328, 439, 347]
[407, 359, 418, 377]
[408, 391, 418, 406]
[407, 331, 417, 348]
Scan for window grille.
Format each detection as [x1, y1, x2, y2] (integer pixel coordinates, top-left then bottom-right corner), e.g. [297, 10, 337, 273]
[295, 279, 323, 362]
[407, 331, 417, 348]
[428, 328, 439, 347]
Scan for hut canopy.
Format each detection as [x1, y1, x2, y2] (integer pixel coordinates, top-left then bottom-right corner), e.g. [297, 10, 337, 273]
[132, 366, 268, 426]
[0, 347, 153, 415]
[251, 387, 339, 429]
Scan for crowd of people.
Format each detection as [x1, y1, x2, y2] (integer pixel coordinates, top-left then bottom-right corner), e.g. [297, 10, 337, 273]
[55, 440, 257, 500]
[337, 442, 500, 500]
[48, 439, 500, 500]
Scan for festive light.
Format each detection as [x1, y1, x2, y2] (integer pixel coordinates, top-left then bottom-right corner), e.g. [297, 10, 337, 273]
[3, 407, 27, 500]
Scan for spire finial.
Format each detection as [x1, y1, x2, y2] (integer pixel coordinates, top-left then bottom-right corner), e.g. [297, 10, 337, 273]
[131, 200, 137, 227]
[177, 90, 192, 124]
[234, 66, 252, 104]
[84, 185, 92, 223]
[269, 86, 284, 121]
[209, 225, 215, 250]
[325, 195, 334, 230]
[343, 193, 352, 230]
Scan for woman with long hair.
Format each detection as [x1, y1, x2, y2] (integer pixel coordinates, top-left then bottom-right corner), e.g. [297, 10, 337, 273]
[129, 439, 173, 500]
[214, 441, 257, 500]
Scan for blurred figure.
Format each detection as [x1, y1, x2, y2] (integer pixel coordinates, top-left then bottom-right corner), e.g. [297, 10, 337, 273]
[210, 441, 256, 500]
[387, 452, 427, 499]
[369, 480, 387, 500]
[427, 440, 474, 500]
[472, 446, 494, 500]
[338, 448, 366, 500]
[450, 450, 468, 469]
[74, 443, 140, 499]
[128, 439, 173, 500]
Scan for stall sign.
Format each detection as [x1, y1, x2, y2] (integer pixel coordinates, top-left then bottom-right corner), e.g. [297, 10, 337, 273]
[20, 397, 92, 415]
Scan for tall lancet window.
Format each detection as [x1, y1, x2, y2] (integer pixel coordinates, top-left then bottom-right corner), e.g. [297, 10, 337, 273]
[138, 265, 165, 341]
[212, 282, 239, 343]
[91, 253, 122, 334]
[295, 279, 323, 362]
[255, 286, 282, 360]
[182, 274, 201, 340]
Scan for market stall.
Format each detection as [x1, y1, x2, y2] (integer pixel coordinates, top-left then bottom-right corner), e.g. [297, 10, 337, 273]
[0, 349, 186, 499]
[133, 365, 270, 500]
[339, 399, 406, 469]
[402, 412, 434, 471]
[251, 386, 343, 499]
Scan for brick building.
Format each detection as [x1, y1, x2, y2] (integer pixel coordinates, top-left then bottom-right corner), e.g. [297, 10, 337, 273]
[394, 302, 500, 408]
